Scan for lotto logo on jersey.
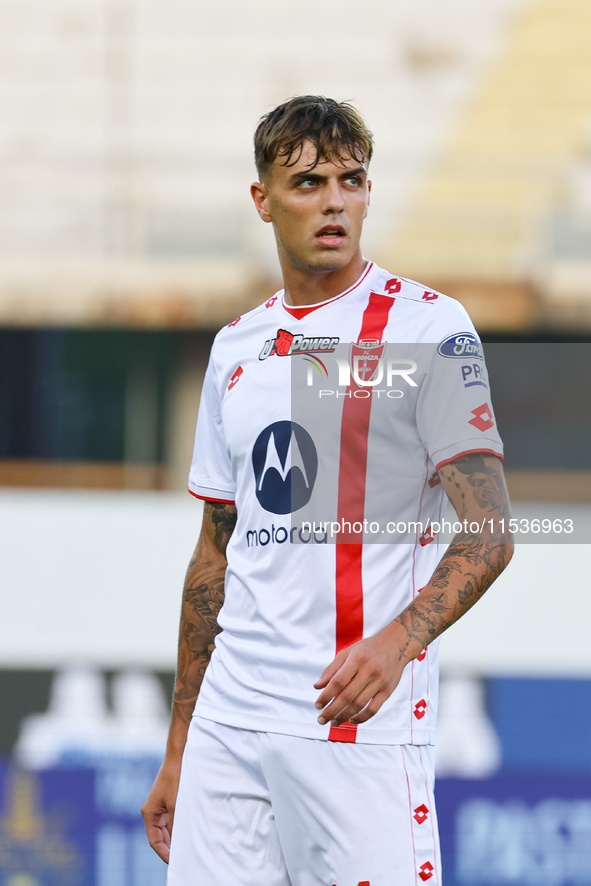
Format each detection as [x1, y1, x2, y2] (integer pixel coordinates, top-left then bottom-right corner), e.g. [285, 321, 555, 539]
[259, 329, 340, 360]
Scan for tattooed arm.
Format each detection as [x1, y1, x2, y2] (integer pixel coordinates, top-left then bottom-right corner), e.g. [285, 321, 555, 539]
[314, 453, 513, 727]
[142, 500, 237, 862]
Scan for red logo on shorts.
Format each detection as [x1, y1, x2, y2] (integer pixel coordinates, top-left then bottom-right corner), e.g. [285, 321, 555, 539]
[414, 699, 427, 720]
[419, 862, 434, 881]
[414, 804, 429, 825]
[468, 403, 494, 432]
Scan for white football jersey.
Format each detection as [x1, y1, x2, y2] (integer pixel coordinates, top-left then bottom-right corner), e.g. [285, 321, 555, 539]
[188, 262, 503, 745]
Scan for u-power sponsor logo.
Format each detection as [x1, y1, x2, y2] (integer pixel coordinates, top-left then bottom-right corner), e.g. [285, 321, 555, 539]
[437, 332, 483, 359]
[259, 329, 339, 360]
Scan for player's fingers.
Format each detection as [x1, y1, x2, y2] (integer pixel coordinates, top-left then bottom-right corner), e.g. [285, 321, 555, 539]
[144, 820, 171, 863]
[313, 648, 350, 690]
[325, 683, 378, 727]
[317, 672, 373, 724]
[314, 657, 362, 712]
[349, 688, 389, 724]
[151, 837, 171, 864]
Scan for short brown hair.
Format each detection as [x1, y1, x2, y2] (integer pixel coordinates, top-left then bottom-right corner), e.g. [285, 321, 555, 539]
[254, 95, 373, 180]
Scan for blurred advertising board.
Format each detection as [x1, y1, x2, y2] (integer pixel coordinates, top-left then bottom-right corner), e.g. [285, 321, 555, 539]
[1, 762, 590, 885]
[0, 758, 166, 886]
[438, 776, 591, 886]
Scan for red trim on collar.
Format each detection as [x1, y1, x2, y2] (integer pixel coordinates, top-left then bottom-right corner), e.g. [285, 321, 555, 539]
[282, 262, 374, 319]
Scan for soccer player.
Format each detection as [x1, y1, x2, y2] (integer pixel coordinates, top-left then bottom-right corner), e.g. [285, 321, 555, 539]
[142, 95, 513, 885]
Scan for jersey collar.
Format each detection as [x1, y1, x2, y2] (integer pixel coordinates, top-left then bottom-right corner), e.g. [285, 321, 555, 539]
[281, 261, 375, 320]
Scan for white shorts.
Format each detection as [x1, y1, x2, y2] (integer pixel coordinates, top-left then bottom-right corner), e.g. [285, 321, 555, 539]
[167, 716, 441, 886]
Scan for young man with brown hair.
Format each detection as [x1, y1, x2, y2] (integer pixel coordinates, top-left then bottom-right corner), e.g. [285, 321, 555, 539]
[142, 95, 513, 885]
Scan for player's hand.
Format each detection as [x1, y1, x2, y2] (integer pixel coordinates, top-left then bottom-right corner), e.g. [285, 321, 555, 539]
[141, 759, 182, 863]
[313, 624, 407, 727]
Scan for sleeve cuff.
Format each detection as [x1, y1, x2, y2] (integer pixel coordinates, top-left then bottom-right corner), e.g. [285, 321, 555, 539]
[188, 482, 235, 504]
[434, 446, 504, 472]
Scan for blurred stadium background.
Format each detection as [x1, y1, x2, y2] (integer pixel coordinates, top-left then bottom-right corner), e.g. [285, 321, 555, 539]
[1, 0, 591, 883]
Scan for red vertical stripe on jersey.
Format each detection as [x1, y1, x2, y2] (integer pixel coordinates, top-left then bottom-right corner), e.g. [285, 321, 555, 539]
[329, 291, 395, 743]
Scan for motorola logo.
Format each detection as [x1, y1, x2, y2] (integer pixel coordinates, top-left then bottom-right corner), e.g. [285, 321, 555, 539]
[252, 421, 317, 515]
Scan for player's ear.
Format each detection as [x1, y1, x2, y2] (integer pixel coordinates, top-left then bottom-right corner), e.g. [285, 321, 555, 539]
[251, 181, 272, 223]
[364, 179, 372, 218]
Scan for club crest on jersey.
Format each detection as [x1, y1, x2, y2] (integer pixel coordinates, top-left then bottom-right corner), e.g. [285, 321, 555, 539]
[438, 332, 483, 360]
[350, 339, 386, 384]
[259, 329, 340, 361]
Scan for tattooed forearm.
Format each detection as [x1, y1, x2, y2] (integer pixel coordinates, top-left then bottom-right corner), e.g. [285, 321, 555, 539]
[392, 454, 514, 664]
[207, 501, 237, 555]
[437, 453, 512, 521]
[394, 534, 512, 661]
[171, 501, 237, 728]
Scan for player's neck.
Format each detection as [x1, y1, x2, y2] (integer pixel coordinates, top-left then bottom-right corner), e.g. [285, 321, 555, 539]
[281, 252, 367, 307]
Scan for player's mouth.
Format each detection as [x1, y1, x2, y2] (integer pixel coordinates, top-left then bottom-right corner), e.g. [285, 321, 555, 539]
[315, 225, 346, 248]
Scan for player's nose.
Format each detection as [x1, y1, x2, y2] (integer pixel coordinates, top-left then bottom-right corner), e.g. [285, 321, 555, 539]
[321, 179, 345, 213]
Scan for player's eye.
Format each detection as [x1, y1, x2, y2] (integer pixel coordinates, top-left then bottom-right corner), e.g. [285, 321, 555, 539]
[298, 178, 317, 188]
[345, 175, 361, 186]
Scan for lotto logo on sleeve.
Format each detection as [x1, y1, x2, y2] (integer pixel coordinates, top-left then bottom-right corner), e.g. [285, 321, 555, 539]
[468, 403, 495, 432]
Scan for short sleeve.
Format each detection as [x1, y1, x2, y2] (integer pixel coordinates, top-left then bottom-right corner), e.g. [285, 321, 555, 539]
[188, 354, 235, 503]
[416, 329, 504, 471]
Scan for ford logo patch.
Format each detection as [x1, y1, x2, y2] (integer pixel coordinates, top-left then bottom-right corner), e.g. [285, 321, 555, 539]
[438, 332, 483, 359]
